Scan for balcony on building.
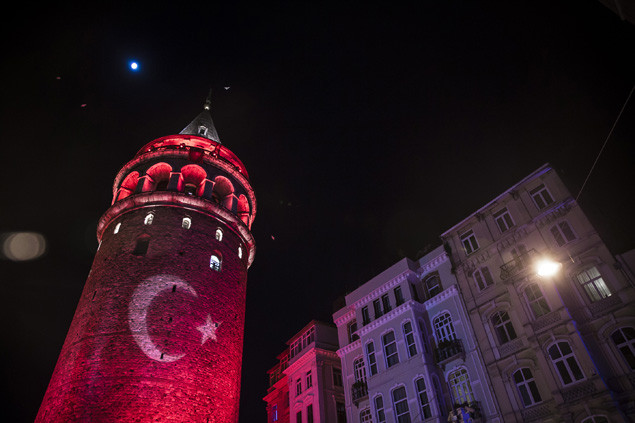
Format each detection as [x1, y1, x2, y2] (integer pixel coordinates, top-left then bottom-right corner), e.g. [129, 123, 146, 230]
[499, 249, 539, 281]
[351, 380, 368, 406]
[434, 338, 464, 366]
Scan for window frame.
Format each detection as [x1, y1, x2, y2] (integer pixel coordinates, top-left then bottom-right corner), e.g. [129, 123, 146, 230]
[611, 327, 635, 370]
[366, 341, 378, 376]
[576, 266, 612, 303]
[403, 321, 418, 358]
[525, 283, 551, 319]
[550, 220, 577, 247]
[448, 367, 475, 405]
[473, 266, 494, 291]
[513, 367, 542, 408]
[460, 229, 479, 255]
[491, 310, 517, 345]
[529, 183, 555, 209]
[353, 356, 367, 383]
[547, 341, 585, 386]
[433, 312, 456, 343]
[382, 330, 399, 368]
[374, 395, 386, 423]
[414, 377, 432, 419]
[493, 207, 514, 233]
[391, 385, 412, 423]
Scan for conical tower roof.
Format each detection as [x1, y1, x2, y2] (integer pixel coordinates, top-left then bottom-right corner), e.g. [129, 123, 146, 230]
[179, 93, 221, 144]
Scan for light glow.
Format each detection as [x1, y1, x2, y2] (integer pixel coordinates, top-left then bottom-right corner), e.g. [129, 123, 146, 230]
[536, 259, 562, 277]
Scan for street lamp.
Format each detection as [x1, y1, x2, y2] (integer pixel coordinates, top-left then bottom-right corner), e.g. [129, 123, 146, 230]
[535, 258, 562, 278]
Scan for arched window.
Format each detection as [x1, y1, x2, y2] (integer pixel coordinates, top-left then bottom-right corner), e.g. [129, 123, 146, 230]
[432, 375, 447, 416]
[403, 321, 417, 357]
[182, 217, 191, 229]
[353, 357, 367, 383]
[179, 164, 207, 196]
[143, 163, 172, 192]
[238, 245, 243, 259]
[391, 386, 411, 423]
[382, 331, 399, 368]
[611, 327, 635, 370]
[491, 311, 517, 344]
[550, 220, 577, 246]
[237, 194, 250, 226]
[548, 341, 585, 386]
[448, 368, 474, 405]
[365, 341, 377, 376]
[433, 312, 456, 343]
[525, 283, 550, 318]
[424, 274, 442, 299]
[513, 368, 542, 407]
[144, 213, 154, 225]
[348, 320, 359, 343]
[117, 171, 140, 201]
[114, 222, 121, 234]
[473, 266, 494, 290]
[374, 395, 386, 423]
[212, 175, 235, 209]
[210, 254, 222, 271]
[414, 377, 432, 419]
[215, 228, 223, 242]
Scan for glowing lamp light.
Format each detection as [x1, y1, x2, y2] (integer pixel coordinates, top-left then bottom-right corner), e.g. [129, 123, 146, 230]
[536, 259, 562, 277]
[2, 232, 46, 261]
[129, 61, 139, 71]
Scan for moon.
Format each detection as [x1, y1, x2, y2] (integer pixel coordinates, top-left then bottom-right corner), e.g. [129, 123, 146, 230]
[128, 274, 198, 362]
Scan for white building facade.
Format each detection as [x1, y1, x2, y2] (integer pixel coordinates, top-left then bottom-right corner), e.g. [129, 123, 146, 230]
[333, 248, 500, 422]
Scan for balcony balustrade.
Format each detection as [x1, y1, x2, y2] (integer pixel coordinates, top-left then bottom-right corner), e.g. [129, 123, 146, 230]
[434, 338, 464, 364]
[351, 380, 368, 405]
[499, 249, 538, 281]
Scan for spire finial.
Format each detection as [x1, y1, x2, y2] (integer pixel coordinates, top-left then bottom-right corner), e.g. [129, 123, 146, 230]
[204, 89, 212, 110]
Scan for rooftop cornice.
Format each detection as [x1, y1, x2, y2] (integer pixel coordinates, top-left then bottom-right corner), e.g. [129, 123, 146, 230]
[336, 338, 361, 358]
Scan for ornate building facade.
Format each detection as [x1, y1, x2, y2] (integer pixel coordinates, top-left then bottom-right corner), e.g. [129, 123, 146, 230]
[37, 98, 256, 422]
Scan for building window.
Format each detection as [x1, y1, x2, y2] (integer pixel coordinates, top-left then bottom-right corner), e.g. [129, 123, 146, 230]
[132, 236, 150, 256]
[296, 378, 302, 396]
[210, 254, 221, 271]
[403, 321, 417, 358]
[336, 402, 346, 423]
[374, 395, 386, 423]
[581, 416, 609, 423]
[550, 221, 576, 246]
[391, 386, 411, 423]
[361, 306, 371, 325]
[373, 299, 383, 318]
[307, 404, 314, 423]
[611, 327, 635, 370]
[333, 367, 343, 387]
[394, 285, 405, 306]
[144, 213, 154, 225]
[381, 294, 392, 313]
[360, 408, 372, 423]
[238, 245, 243, 259]
[354, 357, 367, 383]
[415, 377, 432, 419]
[382, 331, 399, 368]
[548, 341, 585, 386]
[530, 183, 554, 209]
[460, 230, 479, 255]
[271, 404, 278, 422]
[473, 266, 494, 290]
[424, 274, 442, 299]
[432, 375, 447, 416]
[525, 283, 550, 318]
[433, 312, 456, 343]
[493, 207, 514, 233]
[348, 320, 359, 343]
[366, 341, 378, 376]
[576, 266, 612, 302]
[215, 228, 223, 241]
[513, 368, 542, 407]
[114, 222, 121, 234]
[182, 217, 191, 229]
[296, 410, 302, 423]
[492, 311, 517, 344]
[448, 368, 474, 405]
[306, 370, 313, 388]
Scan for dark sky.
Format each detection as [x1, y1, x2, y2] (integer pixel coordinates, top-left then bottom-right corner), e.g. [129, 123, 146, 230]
[0, 2, 633, 422]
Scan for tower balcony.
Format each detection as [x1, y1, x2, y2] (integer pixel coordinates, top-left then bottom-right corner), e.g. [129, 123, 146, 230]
[499, 249, 539, 281]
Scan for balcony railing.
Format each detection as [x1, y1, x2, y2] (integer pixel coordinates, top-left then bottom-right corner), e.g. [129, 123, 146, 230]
[351, 381, 368, 405]
[499, 249, 538, 280]
[434, 338, 464, 364]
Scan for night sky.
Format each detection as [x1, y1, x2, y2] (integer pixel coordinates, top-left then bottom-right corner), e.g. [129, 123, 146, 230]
[1, 2, 633, 422]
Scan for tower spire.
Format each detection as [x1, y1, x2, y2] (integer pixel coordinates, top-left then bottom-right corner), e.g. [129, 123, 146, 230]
[179, 90, 221, 144]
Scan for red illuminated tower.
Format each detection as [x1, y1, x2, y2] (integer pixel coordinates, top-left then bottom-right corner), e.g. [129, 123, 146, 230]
[36, 95, 256, 422]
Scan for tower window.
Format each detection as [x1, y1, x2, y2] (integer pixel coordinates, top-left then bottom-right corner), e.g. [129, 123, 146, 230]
[210, 254, 222, 271]
[198, 125, 208, 136]
[182, 217, 191, 229]
[238, 246, 243, 259]
[133, 236, 150, 256]
[144, 213, 154, 225]
[114, 222, 121, 234]
[215, 228, 223, 242]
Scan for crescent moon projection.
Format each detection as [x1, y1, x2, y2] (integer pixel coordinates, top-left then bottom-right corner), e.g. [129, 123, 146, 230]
[128, 275, 198, 362]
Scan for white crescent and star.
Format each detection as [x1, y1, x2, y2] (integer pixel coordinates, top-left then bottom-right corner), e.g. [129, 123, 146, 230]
[128, 274, 220, 362]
